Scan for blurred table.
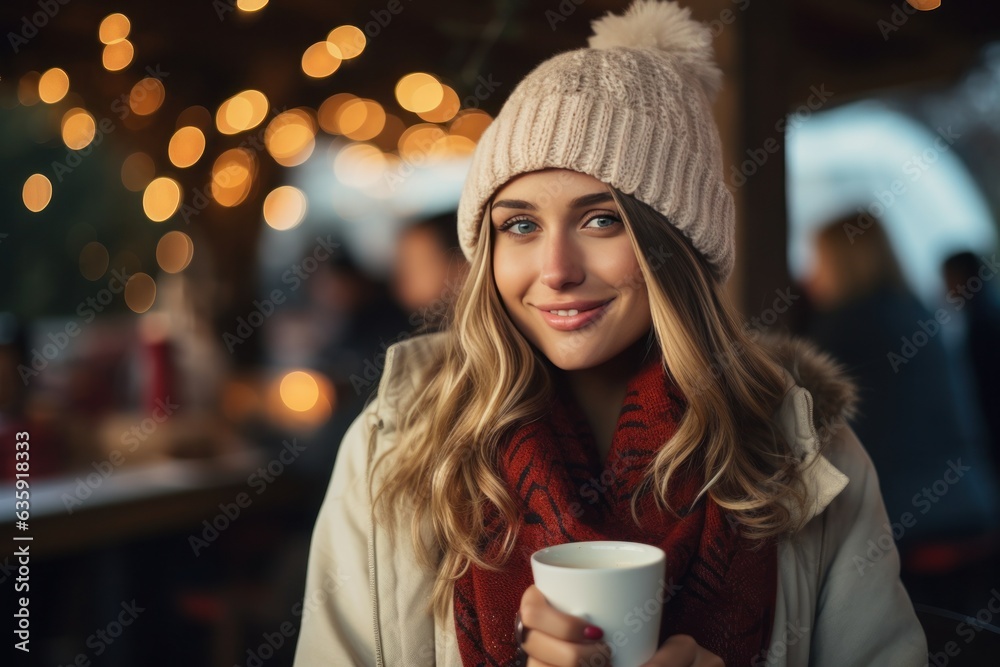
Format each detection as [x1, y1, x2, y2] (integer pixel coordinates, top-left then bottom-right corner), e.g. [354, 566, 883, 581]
[0, 447, 295, 558]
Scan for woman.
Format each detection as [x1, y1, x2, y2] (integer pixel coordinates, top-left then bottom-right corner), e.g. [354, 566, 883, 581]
[294, 1, 927, 665]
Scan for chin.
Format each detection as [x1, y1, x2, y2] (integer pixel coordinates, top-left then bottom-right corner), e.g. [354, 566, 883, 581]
[532, 335, 622, 371]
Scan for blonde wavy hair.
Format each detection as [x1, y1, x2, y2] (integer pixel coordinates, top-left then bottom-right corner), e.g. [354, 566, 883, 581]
[370, 184, 810, 625]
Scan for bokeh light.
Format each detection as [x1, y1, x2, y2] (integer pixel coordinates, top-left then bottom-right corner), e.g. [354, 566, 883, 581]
[22, 174, 53, 212]
[398, 123, 447, 161]
[156, 231, 194, 273]
[279, 371, 320, 412]
[337, 98, 386, 141]
[301, 42, 342, 78]
[317, 93, 357, 134]
[142, 177, 182, 222]
[61, 108, 97, 150]
[327, 25, 365, 59]
[38, 68, 69, 104]
[129, 77, 166, 116]
[103, 40, 134, 71]
[168, 126, 206, 168]
[263, 186, 308, 230]
[417, 84, 460, 123]
[449, 109, 493, 142]
[124, 273, 156, 313]
[237, 0, 269, 11]
[395, 73, 444, 113]
[211, 148, 256, 207]
[99, 13, 131, 44]
[264, 109, 316, 167]
[217, 90, 269, 135]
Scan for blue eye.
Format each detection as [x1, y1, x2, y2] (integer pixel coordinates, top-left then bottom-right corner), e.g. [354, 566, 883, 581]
[497, 218, 537, 236]
[587, 215, 621, 229]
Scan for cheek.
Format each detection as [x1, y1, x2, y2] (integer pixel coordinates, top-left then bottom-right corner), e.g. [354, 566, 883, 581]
[596, 244, 645, 293]
[492, 251, 527, 303]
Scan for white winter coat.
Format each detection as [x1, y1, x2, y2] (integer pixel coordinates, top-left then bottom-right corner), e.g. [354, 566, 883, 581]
[293, 332, 928, 666]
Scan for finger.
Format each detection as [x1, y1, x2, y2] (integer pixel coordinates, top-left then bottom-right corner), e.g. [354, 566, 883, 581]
[520, 585, 605, 644]
[522, 630, 612, 667]
[640, 634, 725, 667]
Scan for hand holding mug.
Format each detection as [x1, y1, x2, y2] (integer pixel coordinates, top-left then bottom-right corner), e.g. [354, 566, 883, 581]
[516, 584, 612, 666]
[516, 585, 724, 667]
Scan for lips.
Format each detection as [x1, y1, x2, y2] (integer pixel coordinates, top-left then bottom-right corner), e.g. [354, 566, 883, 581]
[536, 299, 613, 332]
[534, 299, 611, 313]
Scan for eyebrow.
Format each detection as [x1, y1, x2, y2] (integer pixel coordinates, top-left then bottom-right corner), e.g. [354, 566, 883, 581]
[490, 191, 614, 213]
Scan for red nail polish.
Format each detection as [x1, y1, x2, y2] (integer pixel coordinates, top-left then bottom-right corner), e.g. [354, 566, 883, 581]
[583, 625, 604, 640]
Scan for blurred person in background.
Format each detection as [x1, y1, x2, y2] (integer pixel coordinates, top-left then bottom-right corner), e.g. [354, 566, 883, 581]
[803, 215, 1000, 590]
[298, 243, 410, 503]
[942, 250, 1000, 482]
[391, 210, 469, 333]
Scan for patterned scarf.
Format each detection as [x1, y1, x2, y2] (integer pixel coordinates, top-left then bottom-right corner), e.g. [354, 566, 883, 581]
[453, 345, 777, 666]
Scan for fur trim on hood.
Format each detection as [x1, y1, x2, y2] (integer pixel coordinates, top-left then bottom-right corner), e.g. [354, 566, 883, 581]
[758, 331, 860, 448]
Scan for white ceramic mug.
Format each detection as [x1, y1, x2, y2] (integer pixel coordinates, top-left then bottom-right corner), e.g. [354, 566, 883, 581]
[530, 541, 668, 667]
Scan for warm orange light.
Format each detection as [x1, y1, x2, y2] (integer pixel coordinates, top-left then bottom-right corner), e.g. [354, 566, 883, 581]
[449, 110, 492, 142]
[22, 174, 53, 212]
[156, 231, 194, 273]
[263, 186, 308, 231]
[317, 93, 357, 134]
[264, 110, 316, 166]
[327, 25, 365, 59]
[142, 177, 182, 222]
[279, 371, 319, 412]
[237, 0, 269, 11]
[217, 89, 269, 135]
[211, 148, 256, 207]
[125, 273, 156, 313]
[168, 126, 206, 168]
[430, 134, 476, 159]
[338, 99, 386, 141]
[398, 124, 447, 161]
[301, 41, 342, 78]
[417, 84, 460, 123]
[102, 40, 134, 71]
[99, 13, 131, 44]
[129, 77, 165, 116]
[395, 73, 444, 114]
[38, 68, 69, 104]
[61, 108, 97, 150]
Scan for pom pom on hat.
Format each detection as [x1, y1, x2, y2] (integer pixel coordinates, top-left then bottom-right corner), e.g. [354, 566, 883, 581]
[588, 0, 723, 101]
[455, 0, 736, 281]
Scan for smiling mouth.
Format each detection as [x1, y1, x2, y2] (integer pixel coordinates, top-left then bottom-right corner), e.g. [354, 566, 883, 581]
[537, 300, 614, 332]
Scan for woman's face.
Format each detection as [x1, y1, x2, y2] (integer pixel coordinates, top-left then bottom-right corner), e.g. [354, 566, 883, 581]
[491, 168, 652, 371]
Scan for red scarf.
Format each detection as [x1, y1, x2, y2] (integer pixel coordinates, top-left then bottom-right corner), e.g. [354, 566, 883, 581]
[453, 346, 777, 666]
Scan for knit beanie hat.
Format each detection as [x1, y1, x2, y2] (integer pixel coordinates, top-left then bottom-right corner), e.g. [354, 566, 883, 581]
[456, 0, 736, 281]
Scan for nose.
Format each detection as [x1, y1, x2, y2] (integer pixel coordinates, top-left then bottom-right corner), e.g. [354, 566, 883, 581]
[539, 228, 585, 291]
